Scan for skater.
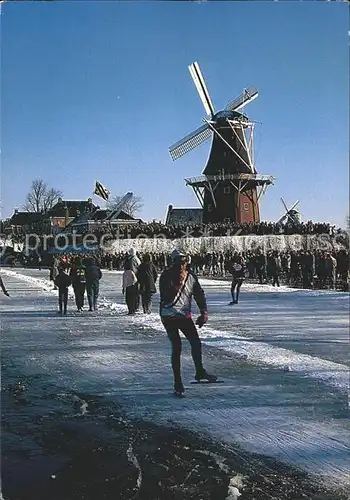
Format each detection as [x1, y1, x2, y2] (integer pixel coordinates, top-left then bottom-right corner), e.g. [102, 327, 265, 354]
[229, 254, 245, 305]
[136, 254, 158, 314]
[124, 248, 141, 311]
[122, 267, 138, 315]
[54, 266, 71, 314]
[70, 256, 86, 311]
[159, 249, 217, 397]
[0, 275, 10, 296]
[85, 258, 102, 311]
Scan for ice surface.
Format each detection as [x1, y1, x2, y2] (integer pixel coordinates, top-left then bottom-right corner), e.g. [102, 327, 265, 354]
[1, 268, 349, 488]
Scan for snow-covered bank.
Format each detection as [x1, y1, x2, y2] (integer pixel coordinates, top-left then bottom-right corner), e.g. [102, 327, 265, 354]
[107, 233, 349, 253]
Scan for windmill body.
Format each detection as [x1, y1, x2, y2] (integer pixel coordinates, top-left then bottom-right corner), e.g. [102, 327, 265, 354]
[169, 62, 274, 224]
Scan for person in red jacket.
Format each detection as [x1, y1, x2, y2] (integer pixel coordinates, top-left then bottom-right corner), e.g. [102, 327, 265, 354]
[159, 249, 217, 397]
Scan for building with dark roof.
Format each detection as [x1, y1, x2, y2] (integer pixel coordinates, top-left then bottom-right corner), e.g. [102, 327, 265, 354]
[165, 205, 203, 225]
[5, 210, 45, 234]
[65, 207, 142, 234]
[45, 198, 97, 232]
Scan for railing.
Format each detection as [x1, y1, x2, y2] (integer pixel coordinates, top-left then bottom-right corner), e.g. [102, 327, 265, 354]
[185, 174, 274, 184]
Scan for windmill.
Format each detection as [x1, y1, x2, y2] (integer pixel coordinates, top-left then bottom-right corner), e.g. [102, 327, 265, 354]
[169, 61, 274, 224]
[277, 197, 300, 225]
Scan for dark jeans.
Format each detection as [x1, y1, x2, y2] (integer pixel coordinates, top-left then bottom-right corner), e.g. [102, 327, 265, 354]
[135, 283, 140, 311]
[58, 287, 68, 312]
[231, 278, 244, 302]
[141, 292, 153, 313]
[86, 280, 99, 310]
[257, 267, 266, 284]
[272, 272, 280, 287]
[125, 284, 138, 314]
[161, 316, 204, 384]
[73, 283, 86, 310]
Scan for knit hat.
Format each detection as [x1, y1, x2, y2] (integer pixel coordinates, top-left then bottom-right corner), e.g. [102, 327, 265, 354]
[170, 249, 186, 261]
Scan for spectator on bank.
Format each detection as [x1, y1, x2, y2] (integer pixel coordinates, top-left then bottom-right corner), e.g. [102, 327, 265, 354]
[124, 247, 141, 311]
[255, 250, 267, 284]
[136, 253, 158, 314]
[270, 251, 282, 287]
[85, 257, 102, 311]
[70, 256, 86, 312]
[325, 253, 337, 289]
[122, 267, 138, 315]
[54, 265, 71, 314]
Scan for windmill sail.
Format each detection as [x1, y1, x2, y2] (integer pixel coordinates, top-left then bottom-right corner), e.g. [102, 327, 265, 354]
[169, 123, 211, 161]
[188, 61, 215, 117]
[105, 192, 133, 221]
[225, 87, 258, 112]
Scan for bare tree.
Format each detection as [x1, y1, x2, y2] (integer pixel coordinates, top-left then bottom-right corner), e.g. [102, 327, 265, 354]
[107, 194, 143, 218]
[22, 179, 63, 213]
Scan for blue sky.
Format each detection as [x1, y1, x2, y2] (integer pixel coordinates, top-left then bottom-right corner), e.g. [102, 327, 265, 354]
[1, 2, 348, 226]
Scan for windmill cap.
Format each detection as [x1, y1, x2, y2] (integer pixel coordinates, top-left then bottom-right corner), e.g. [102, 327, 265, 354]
[171, 249, 186, 261]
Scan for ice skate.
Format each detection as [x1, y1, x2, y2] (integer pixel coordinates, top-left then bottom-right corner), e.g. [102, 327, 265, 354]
[195, 370, 218, 383]
[173, 381, 185, 397]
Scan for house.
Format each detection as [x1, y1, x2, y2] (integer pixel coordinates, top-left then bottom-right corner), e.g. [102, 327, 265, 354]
[45, 198, 96, 232]
[4, 210, 45, 234]
[165, 205, 203, 225]
[65, 207, 142, 234]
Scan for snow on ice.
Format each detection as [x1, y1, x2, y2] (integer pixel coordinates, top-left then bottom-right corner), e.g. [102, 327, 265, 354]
[1, 267, 349, 489]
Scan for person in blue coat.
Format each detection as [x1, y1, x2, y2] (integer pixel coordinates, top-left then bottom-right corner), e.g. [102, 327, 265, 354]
[85, 258, 102, 311]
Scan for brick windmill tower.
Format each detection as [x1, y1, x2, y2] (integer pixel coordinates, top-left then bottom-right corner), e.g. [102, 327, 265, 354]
[169, 61, 274, 224]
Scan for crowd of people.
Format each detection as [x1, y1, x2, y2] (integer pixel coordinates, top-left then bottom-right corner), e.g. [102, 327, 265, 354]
[75, 220, 341, 240]
[46, 247, 349, 292]
[52, 256, 102, 314]
[2, 219, 344, 246]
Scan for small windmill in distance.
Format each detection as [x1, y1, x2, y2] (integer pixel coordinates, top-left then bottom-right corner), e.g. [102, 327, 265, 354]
[277, 197, 300, 225]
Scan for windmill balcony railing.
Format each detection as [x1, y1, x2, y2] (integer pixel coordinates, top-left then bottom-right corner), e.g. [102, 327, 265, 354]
[185, 174, 275, 185]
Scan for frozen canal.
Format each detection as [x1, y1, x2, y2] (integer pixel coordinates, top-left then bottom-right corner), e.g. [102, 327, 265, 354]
[1, 268, 349, 499]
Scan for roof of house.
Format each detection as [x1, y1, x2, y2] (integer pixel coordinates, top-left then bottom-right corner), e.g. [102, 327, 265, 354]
[92, 209, 142, 222]
[46, 200, 97, 218]
[66, 208, 140, 229]
[165, 206, 203, 225]
[9, 211, 44, 226]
